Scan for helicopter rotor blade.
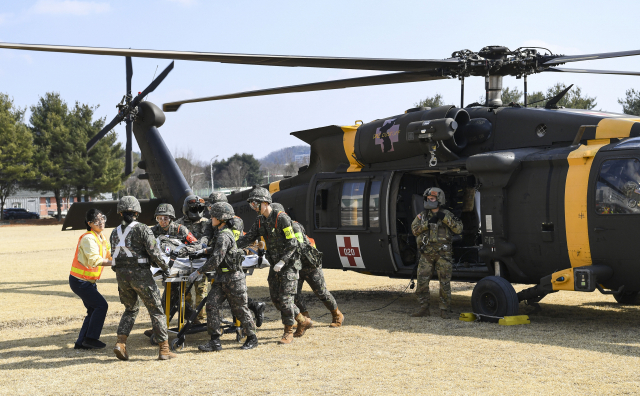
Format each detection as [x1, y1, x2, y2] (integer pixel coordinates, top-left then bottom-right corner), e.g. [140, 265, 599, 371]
[163, 71, 449, 112]
[126, 56, 133, 96]
[544, 67, 640, 76]
[125, 118, 133, 175]
[131, 61, 174, 107]
[86, 113, 124, 152]
[0, 42, 461, 72]
[544, 49, 640, 66]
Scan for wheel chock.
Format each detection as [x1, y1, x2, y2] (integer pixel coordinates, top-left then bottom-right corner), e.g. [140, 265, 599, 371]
[498, 315, 530, 326]
[459, 313, 477, 322]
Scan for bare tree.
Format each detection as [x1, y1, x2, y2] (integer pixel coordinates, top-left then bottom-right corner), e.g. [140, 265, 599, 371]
[174, 147, 208, 190]
[217, 159, 249, 188]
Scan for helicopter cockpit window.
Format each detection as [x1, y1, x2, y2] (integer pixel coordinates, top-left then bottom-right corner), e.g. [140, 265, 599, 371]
[369, 181, 382, 229]
[315, 181, 341, 228]
[341, 181, 365, 227]
[595, 158, 640, 215]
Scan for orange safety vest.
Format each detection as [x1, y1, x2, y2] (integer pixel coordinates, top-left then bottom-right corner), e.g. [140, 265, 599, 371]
[70, 231, 110, 281]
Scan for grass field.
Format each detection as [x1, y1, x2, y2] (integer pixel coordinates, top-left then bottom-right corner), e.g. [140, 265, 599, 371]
[1, 224, 640, 395]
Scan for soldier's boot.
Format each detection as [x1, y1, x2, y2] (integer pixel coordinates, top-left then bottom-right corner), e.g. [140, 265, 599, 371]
[241, 334, 258, 350]
[411, 303, 430, 317]
[329, 308, 344, 327]
[278, 325, 294, 344]
[198, 335, 222, 352]
[440, 309, 451, 319]
[113, 334, 129, 361]
[158, 340, 177, 360]
[292, 311, 310, 329]
[293, 313, 312, 338]
[143, 329, 153, 338]
[249, 301, 266, 328]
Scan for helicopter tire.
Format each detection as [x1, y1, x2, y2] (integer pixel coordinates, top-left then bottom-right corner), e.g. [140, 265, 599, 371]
[471, 276, 519, 323]
[613, 291, 640, 305]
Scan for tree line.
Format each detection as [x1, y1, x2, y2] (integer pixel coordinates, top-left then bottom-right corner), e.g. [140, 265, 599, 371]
[416, 82, 640, 115]
[0, 92, 124, 220]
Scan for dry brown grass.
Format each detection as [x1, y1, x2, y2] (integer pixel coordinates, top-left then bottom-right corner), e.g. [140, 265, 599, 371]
[1, 225, 640, 395]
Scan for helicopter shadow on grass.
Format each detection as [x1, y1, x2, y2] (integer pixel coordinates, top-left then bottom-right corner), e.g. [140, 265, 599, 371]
[299, 288, 640, 358]
[0, 278, 120, 302]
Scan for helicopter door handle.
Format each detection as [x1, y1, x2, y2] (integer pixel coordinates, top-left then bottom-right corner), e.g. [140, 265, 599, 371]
[594, 227, 607, 232]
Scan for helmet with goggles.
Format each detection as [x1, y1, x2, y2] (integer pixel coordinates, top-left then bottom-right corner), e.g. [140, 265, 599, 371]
[183, 195, 206, 221]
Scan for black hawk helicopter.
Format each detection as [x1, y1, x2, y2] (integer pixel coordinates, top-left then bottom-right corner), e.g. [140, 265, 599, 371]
[3, 42, 640, 318]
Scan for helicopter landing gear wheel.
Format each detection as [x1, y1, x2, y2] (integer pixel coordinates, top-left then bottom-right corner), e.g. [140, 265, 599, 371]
[614, 291, 640, 305]
[170, 337, 185, 352]
[472, 276, 519, 322]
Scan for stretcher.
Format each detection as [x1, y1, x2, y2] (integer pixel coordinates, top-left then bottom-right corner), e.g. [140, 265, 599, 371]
[152, 248, 269, 351]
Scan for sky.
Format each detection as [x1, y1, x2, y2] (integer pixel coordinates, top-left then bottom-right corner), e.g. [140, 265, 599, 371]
[1, 0, 639, 163]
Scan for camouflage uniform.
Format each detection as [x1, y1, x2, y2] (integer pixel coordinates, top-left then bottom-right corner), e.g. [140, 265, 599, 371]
[291, 221, 338, 313]
[199, 226, 256, 337]
[176, 216, 209, 320]
[151, 221, 200, 321]
[411, 209, 463, 311]
[111, 220, 170, 342]
[238, 209, 301, 326]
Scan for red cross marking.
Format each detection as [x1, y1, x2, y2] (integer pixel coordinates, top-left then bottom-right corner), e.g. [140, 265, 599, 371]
[338, 237, 361, 266]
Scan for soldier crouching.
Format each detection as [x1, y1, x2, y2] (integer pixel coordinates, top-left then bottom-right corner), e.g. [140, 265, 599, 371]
[110, 196, 177, 360]
[410, 187, 463, 319]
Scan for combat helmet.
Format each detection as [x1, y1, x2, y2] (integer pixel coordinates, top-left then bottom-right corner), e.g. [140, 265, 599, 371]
[117, 196, 141, 214]
[423, 187, 446, 206]
[155, 203, 176, 219]
[246, 186, 272, 204]
[208, 192, 228, 206]
[183, 195, 206, 221]
[270, 203, 285, 213]
[210, 202, 235, 222]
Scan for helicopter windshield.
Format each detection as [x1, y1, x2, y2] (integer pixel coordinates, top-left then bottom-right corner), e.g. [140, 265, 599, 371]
[595, 158, 640, 214]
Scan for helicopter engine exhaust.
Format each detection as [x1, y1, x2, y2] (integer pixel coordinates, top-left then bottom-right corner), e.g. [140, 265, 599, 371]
[353, 105, 480, 166]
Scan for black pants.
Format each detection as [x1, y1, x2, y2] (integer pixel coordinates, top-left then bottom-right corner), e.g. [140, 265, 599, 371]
[69, 275, 108, 344]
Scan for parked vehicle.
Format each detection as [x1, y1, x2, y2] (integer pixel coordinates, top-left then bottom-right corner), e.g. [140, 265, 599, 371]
[47, 209, 67, 218]
[3, 208, 40, 220]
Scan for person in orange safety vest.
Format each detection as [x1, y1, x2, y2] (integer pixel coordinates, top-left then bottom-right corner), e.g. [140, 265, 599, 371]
[69, 209, 112, 349]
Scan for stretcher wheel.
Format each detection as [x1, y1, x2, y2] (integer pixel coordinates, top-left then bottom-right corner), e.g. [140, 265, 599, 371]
[170, 337, 185, 352]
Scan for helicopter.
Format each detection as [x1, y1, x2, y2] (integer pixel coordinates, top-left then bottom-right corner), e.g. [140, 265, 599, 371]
[3, 42, 640, 319]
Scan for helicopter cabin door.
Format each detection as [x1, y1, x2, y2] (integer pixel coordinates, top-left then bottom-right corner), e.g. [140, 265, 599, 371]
[589, 146, 640, 291]
[307, 172, 394, 275]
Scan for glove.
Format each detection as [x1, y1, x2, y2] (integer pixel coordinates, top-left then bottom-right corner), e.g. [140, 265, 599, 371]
[429, 211, 446, 223]
[161, 269, 170, 280]
[273, 260, 285, 272]
[188, 270, 201, 283]
[436, 211, 446, 220]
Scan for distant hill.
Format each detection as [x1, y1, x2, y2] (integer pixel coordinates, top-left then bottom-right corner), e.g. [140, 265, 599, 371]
[259, 145, 310, 165]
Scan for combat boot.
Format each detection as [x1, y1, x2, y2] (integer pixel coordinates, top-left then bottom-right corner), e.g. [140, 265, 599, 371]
[292, 311, 310, 329]
[199, 335, 222, 352]
[158, 340, 177, 360]
[293, 313, 312, 338]
[279, 325, 294, 344]
[330, 308, 344, 327]
[411, 306, 430, 317]
[241, 334, 258, 350]
[249, 301, 266, 328]
[440, 309, 451, 319]
[113, 334, 129, 361]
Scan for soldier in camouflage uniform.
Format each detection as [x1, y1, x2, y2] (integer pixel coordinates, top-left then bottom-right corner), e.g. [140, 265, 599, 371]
[189, 202, 258, 351]
[270, 203, 343, 332]
[237, 187, 312, 344]
[143, 203, 200, 340]
[175, 195, 209, 323]
[110, 196, 177, 361]
[410, 187, 463, 319]
[203, 192, 267, 327]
